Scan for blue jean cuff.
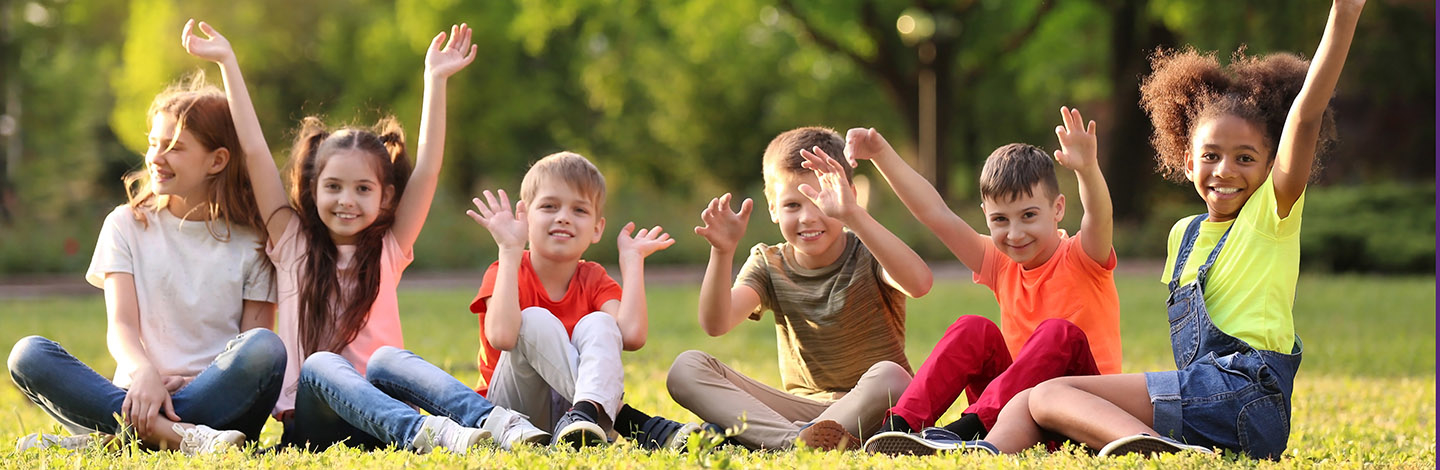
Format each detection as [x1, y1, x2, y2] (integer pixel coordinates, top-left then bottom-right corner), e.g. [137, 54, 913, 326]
[1144, 370, 1183, 440]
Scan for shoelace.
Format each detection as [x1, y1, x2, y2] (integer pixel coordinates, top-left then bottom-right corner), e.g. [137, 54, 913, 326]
[176, 425, 203, 453]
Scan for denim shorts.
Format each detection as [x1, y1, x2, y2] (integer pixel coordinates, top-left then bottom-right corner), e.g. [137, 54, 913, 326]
[1145, 349, 1292, 459]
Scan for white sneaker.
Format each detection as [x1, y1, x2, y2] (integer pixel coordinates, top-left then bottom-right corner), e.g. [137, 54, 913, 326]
[481, 406, 550, 450]
[173, 424, 245, 455]
[1097, 433, 1215, 457]
[411, 416, 489, 455]
[15, 433, 94, 451]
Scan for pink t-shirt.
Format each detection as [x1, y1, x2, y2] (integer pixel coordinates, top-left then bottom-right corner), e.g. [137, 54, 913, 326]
[269, 216, 412, 416]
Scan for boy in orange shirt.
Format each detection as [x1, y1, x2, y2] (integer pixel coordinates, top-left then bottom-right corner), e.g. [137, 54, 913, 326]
[858, 108, 1121, 455]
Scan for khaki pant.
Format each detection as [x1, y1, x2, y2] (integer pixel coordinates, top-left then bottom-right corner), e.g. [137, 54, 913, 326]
[487, 307, 625, 432]
[666, 350, 911, 449]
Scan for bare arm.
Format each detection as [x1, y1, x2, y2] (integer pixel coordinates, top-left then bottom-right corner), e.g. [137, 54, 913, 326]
[393, 24, 478, 253]
[603, 223, 675, 350]
[467, 190, 527, 351]
[1053, 107, 1114, 265]
[103, 273, 181, 434]
[182, 20, 290, 243]
[798, 147, 932, 297]
[693, 194, 763, 336]
[1272, 0, 1364, 217]
[238, 300, 276, 332]
[844, 128, 988, 272]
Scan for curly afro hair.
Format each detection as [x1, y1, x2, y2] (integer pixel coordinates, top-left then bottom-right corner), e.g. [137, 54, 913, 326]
[1139, 46, 1338, 183]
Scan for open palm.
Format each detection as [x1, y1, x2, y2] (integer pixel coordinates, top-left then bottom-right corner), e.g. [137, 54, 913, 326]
[694, 193, 753, 251]
[466, 189, 528, 250]
[799, 147, 856, 220]
[181, 19, 234, 63]
[425, 24, 478, 79]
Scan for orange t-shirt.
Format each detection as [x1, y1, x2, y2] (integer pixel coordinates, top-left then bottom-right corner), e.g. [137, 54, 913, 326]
[974, 231, 1122, 374]
[468, 251, 623, 396]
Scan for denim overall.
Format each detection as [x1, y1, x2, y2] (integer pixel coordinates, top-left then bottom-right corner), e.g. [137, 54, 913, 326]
[1144, 214, 1304, 460]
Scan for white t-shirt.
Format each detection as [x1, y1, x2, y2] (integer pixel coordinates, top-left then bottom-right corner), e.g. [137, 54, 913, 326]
[268, 216, 411, 416]
[86, 205, 276, 388]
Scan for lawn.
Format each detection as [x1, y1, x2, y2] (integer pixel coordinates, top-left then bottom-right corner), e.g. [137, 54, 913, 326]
[1, 272, 1434, 469]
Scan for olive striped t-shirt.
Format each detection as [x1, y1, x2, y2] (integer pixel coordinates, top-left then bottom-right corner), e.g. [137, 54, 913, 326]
[738, 232, 911, 400]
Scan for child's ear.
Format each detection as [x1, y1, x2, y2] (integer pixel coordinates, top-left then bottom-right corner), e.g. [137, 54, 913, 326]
[206, 148, 230, 175]
[382, 184, 396, 208]
[591, 216, 606, 244]
[1052, 193, 1066, 222]
[767, 200, 779, 224]
[1183, 149, 1196, 181]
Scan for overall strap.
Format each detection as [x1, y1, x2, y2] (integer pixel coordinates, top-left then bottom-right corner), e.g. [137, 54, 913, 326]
[1168, 214, 1235, 291]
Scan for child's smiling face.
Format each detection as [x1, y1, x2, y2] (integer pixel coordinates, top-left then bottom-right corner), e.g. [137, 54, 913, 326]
[314, 149, 392, 245]
[982, 183, 1065, 269]
[145, 113, 226, 213]
[1185, 114, 1274, 223]
[525, 177, 605, 264]
[767, 171, 847, 269]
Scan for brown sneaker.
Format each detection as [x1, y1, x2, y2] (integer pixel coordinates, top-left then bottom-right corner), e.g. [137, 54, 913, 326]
[795, 419, 859, 451]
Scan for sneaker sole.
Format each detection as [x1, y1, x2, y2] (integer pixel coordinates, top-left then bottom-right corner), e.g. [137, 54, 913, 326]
[864, 431, 950, 456]
[555, 422, 607, 450]
[1098, 435, 1207, 457]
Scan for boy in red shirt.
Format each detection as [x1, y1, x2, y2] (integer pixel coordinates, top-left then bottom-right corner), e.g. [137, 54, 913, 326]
[467, 151, 678, 449]
[858, 108, 1121, 455]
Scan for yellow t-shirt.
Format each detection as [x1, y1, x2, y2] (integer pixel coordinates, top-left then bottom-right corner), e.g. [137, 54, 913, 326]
[1161, 177, 1302, 353]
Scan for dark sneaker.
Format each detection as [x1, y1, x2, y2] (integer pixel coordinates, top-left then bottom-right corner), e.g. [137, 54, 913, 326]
[553, 407, 607, 449]
[1097, 433, 1214, 457]
[629, 415, 700, 451]
[795, 419, 859, 451]
[879, 415, 915, 434]
[864, 429, 1000, 456]
[920, 426, 962, 441]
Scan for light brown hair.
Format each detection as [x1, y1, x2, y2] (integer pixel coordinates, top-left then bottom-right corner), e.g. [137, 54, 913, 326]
[520, 151, 607, 217]
[978, 143, 1060, 203]
[761, 126, 852, 200]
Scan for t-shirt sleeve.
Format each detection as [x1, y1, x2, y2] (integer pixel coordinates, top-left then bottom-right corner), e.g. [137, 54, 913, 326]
[242, 246, 277, 303]
[469, 261, 504, 314]
[736, 243, 773, 321]
[1238, 177, 1304, 240]
[1160, 216, 1194, 284]
[1067, 232, 1117, 276]
[585, 263, 624, 310]
[972, 241, 1003, 289]
[86, 207, 135, 289]
[381, 228, 415, 273]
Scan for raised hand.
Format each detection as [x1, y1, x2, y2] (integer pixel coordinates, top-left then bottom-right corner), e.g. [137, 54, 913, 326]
[425, 23, 478, 80]
[694, 193, 753, 252]
[1053, 106, 1099, 173]
[181, 19, 235, 63]
[798, 146, 858, 221]
[618, 222, 675, 261]
[466, 190, 528, 250]
[843, 127, 893, 168]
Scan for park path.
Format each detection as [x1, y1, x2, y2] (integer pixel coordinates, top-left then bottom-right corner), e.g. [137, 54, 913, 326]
[0, 260, 1165, 300]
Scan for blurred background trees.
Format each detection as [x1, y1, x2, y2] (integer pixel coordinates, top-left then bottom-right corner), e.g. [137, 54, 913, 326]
[0, 0, 1432, 273]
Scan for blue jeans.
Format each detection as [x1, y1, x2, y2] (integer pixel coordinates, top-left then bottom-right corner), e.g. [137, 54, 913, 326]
[7, 328, 286, 440]
[365, 346, 497, 427]
[282, 351, 447, 450]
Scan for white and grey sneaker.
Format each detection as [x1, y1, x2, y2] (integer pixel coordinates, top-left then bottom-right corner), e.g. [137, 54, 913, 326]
[15, 433, 95, 452]
[411, 416, 489, 455]
[1097, 433, 1215, 457]
[173, 424, 245, 455]
[480, 406, 550, 450]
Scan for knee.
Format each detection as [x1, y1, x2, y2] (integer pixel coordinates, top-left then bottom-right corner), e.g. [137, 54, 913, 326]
[861, 361, 913, 404]
[7, 336, 53, 379]
[364, 346, 406, 380]
[1027, 379, 1073, 427]
[666, 350, 715, 403]
[299, 351, 347, 383]
[949, 315, 1000, 338]
[574, 312, 621, 344]
[1034, 319, 1082, 339]
[231, 328, 286, 375]
[518, 307, 566, 337]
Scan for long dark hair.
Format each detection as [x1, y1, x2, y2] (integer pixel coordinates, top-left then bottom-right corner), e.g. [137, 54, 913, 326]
[285, 116, 411, 357]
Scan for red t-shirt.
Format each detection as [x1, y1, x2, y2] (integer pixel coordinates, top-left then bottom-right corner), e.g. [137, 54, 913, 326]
[974, 231, 1122, 374]
[468, 251, 622, 395]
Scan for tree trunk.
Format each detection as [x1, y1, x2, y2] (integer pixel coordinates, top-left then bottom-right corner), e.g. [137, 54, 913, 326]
[1104, 0, 1177, 223]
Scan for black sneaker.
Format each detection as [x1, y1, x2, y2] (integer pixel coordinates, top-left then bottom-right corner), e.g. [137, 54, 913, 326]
[553, 407, 607, 449]
[880, 415, 915, 434]
[630, 415, 701, 451]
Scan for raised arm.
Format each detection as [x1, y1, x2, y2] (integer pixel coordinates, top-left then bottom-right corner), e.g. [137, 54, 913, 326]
[393, 24, 478, 253]
[603, 222, 675, 350]
[799, 148, 932, 297]
[1053, 107, 1113, 265]
[693, 193, 763, 336]
[844, 128, 988, 272]
[182, 20, 289, 243]
[1272, 0, 1364, 216]
[466, 190, 527, 351]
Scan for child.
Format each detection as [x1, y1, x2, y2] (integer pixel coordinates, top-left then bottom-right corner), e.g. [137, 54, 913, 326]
[852, 107, 1121, 455]
[467, 152, 676, 449]
[184, 21, 541, 453]
[8, 40, 286, 453]
[961, 0, 1362, 459]
[666, 127, 932, 450]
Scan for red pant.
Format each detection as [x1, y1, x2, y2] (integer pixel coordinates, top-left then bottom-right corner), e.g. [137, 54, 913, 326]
[890, 316, 1100, 429]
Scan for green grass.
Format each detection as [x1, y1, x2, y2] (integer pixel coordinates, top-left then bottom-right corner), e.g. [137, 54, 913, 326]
[1, 273, 1434, 468]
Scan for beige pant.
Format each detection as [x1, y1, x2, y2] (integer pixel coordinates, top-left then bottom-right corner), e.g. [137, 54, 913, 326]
[666, 350, 912, 449]
[487, 307, 625, 432]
